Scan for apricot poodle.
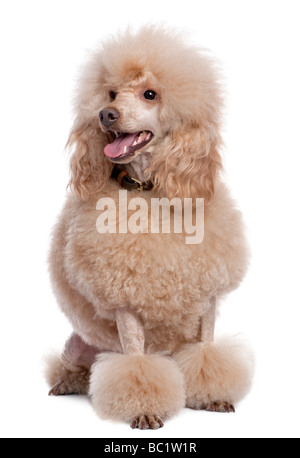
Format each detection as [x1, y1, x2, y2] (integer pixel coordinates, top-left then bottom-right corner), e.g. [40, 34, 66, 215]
[45, 26, 254, 430]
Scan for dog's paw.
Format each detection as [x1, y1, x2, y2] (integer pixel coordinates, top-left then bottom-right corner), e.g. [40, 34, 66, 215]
[130, 414, 164, 430]
[48, 367, 90, 396]
[45, 351, 91, 396]
[205, 401, 235, 413]
[48, 380, 76, 396]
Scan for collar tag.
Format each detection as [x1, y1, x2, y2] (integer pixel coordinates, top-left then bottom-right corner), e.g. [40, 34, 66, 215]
[113, 167, 153, 191]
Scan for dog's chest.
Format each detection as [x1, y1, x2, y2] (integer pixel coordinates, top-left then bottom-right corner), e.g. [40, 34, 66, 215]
[65, 194, 211, 324]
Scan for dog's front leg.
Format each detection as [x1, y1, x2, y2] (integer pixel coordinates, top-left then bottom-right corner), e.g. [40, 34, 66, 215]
[174, 295, 254, 413]
[197, 297, 234, 411]
[116, 308, 164, 429]
[89, 306, 186, 429]
[199, 296, 216, 343]
[116, 307, 145, 355]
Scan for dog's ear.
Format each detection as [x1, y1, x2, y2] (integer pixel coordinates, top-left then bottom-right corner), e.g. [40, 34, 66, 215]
[67, 118, 114, 200]
[150, 124, 222, 202]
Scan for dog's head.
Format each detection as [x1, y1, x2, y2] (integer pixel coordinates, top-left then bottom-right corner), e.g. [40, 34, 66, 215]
[68, 27, 223, 201]
[98, 70, 163, 165]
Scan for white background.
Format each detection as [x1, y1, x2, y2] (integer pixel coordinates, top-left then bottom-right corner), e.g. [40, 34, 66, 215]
[1, 0, 300, 439]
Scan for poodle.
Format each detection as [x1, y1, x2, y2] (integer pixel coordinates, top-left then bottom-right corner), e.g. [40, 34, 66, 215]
[45, 26, 254, 430]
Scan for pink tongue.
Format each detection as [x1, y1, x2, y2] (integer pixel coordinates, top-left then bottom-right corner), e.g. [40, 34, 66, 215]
[104, 133, 139, 158]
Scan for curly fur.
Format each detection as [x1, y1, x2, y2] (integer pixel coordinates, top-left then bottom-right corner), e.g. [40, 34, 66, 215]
[67, 27, 223, 201]
[89, 353, 186, 422]
[46, 26, 253, 428]
[174, 337, 254, 409]
[68, 119, 113, 200]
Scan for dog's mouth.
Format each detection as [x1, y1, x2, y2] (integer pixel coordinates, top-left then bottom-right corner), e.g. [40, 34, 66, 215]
[104, 131, 153, 162]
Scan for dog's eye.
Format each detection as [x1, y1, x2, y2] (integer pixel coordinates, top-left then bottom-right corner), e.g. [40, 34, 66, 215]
[109, 90, 117, 100]
[143, 90, 157, 101]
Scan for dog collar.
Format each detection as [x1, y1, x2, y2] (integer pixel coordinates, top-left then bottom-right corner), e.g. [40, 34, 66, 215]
[112, 167, 153, 191]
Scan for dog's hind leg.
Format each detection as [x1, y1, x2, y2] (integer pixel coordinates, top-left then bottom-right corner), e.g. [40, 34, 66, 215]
[46, 333, 99, 396]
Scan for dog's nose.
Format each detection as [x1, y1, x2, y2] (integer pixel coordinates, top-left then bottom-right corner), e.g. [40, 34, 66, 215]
[99, 108, 120, 127]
